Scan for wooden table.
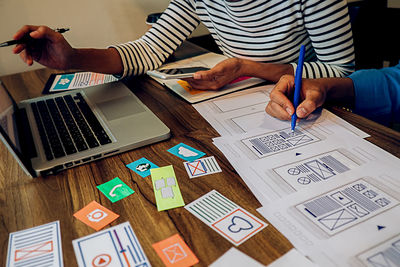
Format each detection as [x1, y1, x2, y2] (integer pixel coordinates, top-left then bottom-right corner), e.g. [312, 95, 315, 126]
[1, 68, 399, 266]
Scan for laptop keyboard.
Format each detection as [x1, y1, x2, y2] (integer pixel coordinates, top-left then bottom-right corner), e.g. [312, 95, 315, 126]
[30, 93, 112, 160]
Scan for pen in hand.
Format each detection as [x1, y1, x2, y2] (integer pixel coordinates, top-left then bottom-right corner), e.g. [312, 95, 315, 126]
[0, 28, 70, 47]
[291, 45, 305, 132]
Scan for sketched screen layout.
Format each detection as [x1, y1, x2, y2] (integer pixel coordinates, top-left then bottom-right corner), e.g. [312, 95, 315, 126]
[296, 179, 399, 236]
[242, 127, 320, 158]
[357, 234, 400, 267]
[273, 149, 361, 190]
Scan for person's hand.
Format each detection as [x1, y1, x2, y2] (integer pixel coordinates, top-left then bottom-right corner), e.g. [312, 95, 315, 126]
[266, 75, 328, 120]
[12, 25, 74, 70]
[183, 58, 243, 90]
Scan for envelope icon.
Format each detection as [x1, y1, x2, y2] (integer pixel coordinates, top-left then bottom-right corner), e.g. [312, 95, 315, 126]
[15, 240, 53, 261]
[318, 209, 357, 231]
[162, 243, 187, 263]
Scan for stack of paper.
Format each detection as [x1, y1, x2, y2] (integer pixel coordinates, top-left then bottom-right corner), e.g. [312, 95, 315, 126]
[192, 84, 400, 267]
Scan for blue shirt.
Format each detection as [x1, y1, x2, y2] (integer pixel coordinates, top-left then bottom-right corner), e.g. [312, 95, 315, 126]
[349, 63, 400, 126]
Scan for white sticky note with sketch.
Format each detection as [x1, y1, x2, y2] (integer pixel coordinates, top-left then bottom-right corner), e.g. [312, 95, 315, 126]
[185, 190, 267, 246]
[183, 156, 222, 178]
[6, 221, 63, 267]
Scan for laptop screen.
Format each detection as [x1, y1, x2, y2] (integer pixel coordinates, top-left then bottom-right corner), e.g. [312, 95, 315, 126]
[0, 81, 22, 155]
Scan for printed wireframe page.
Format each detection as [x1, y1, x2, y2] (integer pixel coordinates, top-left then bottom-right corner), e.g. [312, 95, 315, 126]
[193, 84, 369, 138]
[211, 118, 392, 205]
[257, 161, 400, 267]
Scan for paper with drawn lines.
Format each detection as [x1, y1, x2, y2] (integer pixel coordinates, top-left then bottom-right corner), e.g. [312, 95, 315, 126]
[185, 190, 267, 246]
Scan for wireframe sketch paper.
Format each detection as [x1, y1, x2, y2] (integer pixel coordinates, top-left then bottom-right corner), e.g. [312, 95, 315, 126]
[6, 221, 63, 267]
[183, 156, 222, 178]
[192, 84, 369, 138]
[147, 52, 264, 103]
[257, 161, 400, 267]
[185, 190, 267, 246]
[73, 221, 151, 267]
[209, 247, 264, 267]
[211, 119, 398, 205]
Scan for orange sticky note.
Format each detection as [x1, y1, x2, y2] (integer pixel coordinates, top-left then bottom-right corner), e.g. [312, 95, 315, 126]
[73, 201, 119, 231]
[176, 80, 204, 95]
[152, 234, 199, 267]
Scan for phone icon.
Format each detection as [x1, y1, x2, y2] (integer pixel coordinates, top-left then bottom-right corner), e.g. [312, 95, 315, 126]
[109, 184, 123, 197]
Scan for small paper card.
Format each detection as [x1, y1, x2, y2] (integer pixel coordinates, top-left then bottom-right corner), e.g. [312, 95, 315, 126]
[185, 190, 267, 246]
[152, 234, 199, 267]
[167, 143, 206, 161]
[6, 221, 63, 267]
[73, 201, 119, 231]
[73, 221, 151, 267]
[126, 157, 159, 178]
[183, 156, 222, 178]
[151, 165, 185, 211]
[97, 177, 135, 203]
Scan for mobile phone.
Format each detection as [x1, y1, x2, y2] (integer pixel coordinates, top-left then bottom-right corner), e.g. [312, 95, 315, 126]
[147, 66, 210, 80]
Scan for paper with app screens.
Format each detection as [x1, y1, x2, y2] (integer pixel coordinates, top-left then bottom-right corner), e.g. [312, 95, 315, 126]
[185, 190, 267, 246]
[6, 221, 63, 267]
[72, 221, 151, 267]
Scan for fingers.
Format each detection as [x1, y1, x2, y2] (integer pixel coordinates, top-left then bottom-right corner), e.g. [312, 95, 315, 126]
[265, 75, 295, 120]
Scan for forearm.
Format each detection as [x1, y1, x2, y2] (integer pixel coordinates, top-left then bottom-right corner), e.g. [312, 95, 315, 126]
[70, 48, 123, 75]
[238, 59, 294, 83]
[321, 77, 355, 107]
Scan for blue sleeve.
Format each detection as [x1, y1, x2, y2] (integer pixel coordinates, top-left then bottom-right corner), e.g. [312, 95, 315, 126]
[349, 63, 400, 126]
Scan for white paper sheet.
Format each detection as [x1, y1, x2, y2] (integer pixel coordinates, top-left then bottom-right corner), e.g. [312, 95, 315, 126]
[193, 84, 369, 138]
[210, 247, 264, 267]
[257, 161, 400, 267]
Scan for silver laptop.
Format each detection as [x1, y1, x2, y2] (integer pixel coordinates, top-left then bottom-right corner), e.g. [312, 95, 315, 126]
[0, 80, 170, 177]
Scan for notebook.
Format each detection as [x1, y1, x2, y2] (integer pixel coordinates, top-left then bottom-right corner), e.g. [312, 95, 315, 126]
[0, 80, 170, 177]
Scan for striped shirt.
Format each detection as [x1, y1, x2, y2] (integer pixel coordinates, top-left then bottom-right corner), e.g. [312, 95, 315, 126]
[111, 0, 355, 79]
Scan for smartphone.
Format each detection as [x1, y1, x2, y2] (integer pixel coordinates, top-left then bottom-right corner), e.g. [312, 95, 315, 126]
[147, 66, 210, 80]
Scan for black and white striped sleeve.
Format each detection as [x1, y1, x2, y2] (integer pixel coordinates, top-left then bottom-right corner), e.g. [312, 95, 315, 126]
[110, 0, 200, 78]
[296, 0, 355, 78]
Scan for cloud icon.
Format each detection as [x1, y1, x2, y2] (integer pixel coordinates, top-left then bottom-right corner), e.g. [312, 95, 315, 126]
[228, 216, 253, 233]
[178, 146, 198, 158]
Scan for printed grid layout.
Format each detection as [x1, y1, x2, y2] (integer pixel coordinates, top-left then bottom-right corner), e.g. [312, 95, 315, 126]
[242, 128, 320, 158]
[296, 179, 399, 235]
[357, 234, 400, 267]
[273, 150, 360, 189]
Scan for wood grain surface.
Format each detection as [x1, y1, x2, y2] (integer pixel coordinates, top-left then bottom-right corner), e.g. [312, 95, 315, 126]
[0, 68, 399, 266]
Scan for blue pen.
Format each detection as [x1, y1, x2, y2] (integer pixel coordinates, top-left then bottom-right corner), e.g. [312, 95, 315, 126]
[291, 45, 305, 132]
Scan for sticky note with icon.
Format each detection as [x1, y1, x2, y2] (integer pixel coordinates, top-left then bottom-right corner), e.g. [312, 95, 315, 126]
[167, 143, 205, 162]
[97, 177, 134, 203]
[151, 165, 185, 211]
[73, 201, 119, 231]
[152, 234, 199, 267]
[126, 157, 158, 178]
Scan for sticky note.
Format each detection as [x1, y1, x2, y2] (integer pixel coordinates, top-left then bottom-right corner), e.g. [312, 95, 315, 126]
[151, 165, 185, 211]
[152, 234, 199, 267]
[97, 177, 134, 203]
[73, 201, 119, 231]
[126, 157, 159, 178]
[167, 143, 205, 162]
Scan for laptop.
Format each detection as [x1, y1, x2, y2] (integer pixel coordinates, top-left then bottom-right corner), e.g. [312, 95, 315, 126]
[0, 80, 170, 177]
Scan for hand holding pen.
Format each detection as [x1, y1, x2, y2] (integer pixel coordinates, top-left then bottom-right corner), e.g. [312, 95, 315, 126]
[291, 45, 305, 131]
[5, 25, 73, 70]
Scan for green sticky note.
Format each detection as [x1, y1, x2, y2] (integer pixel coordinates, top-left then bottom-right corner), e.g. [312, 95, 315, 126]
[97, 177, 134, 203]
[151, 165, 185, 211]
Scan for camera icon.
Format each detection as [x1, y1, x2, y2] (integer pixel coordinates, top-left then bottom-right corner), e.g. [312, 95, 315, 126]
[87, 209, 108, 222]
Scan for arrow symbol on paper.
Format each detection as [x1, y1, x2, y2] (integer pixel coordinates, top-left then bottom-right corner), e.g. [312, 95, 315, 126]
[295, 153, 302, 156]
[377, 225, 386, 230]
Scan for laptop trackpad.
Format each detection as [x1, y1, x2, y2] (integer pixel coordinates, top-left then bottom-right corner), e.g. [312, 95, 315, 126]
[96, 95, 145, 121]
